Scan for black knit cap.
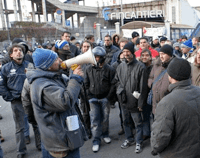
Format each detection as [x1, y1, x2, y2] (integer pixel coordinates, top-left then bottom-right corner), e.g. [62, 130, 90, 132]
[159, 44, 173, 57]
[123, 42, 135, 54]
[132, 31, 139, 38]
[167, 57, 191, 81]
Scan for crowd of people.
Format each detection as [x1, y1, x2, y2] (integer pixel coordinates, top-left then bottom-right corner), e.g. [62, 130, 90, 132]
[0, 30, 200, 158]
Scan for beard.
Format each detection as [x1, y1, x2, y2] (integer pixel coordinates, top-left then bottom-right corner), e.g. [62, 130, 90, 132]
[13, 57, 24, 64]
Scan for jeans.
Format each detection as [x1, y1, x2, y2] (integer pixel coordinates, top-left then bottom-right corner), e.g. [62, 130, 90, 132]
[11, 100, 26, 155]
[24, 114, 30, 137]
[142, 104, 151, 137]
[89, 98, 110, 145]
[121, 106, 143, 144]
[0, 141, 3, 158]
[41, 144, 80, 158]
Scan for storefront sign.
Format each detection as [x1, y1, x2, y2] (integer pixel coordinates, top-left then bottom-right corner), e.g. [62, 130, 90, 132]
[110, 10, 164, 20]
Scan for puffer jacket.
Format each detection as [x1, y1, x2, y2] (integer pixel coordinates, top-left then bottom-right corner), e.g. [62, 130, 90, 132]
[115, 58, 148, 112]
[84, 64, 115, 100]
[151, 79, 200, 158]
[103, 44, 119, 65]
[0, 60, 33, 101]
[148, 57, 171, 114]
[26, 69, 85, 152]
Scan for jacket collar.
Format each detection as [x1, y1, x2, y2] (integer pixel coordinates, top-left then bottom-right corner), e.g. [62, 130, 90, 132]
[168, 79, 191, 92]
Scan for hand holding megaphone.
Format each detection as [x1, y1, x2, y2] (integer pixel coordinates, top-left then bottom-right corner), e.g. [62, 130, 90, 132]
[73, 65, 84, 77]
[60, 48, 97, 70]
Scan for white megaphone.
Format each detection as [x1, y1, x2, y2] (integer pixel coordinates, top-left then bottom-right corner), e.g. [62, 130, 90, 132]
[61, 48, 97, 69]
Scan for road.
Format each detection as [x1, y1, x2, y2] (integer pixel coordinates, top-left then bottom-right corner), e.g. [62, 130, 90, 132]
[0, 97, 159, 158]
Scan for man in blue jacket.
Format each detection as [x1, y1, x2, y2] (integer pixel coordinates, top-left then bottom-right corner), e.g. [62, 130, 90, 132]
[26, 48, 86, 158]
[0, 44, 40, 158]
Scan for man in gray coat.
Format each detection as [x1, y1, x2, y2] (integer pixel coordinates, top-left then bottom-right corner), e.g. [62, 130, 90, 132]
[26, 48, 86, 158]
[151, 57, 200, 158]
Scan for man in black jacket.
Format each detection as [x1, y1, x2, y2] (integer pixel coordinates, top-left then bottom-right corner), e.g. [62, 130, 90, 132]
[84, 46, 115, 153]
[103, 34, 119, 65]
[115, 43, 148, 153]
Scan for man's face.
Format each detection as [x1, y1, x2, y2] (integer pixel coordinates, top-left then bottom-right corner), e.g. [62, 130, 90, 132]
[95, 56, 101, 63]
[174, 46, 180, 51]
[192, 38, 198, 45]
[141, 52, 151, 63]
[181, 47, 190, 54]
[82, 42, 90, 53]
[159, 52, 171, 63]
[61, 33, 71, 42]
[49, 57, 62, 71]
[75, 43, 80, 49]
[140, 39, 148, 50]
[153, 39, 159, 45]
[196, 51, 200, 64]
[182, 39, 187, 42]
[104, 37, 111, 46]
[122, 49, 133, 62]
[10, 47, 24, 64]
[160, 41, 165, 47]
[119, 41, 127, 50]
[90, 37, 95, 43]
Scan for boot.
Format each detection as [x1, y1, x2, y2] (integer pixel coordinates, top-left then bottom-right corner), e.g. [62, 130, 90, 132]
[0, 130, 4, 142]
[0, 114, 2, 120]
[33, 126, 41, 151]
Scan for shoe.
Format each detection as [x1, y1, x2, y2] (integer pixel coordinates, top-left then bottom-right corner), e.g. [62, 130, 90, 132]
[135, 143, 142, 153]
[118, 128, 125, 135]
[92, 144, 99, 152]
[0, 114, 2, 120]
[25, 136, 30, 144]
[121, 139, 135, 149]
[103, 137, 111, 144]
[110, 104, 115, 109]
[17, 154, 26, 158]
[0, 130, 4, 142]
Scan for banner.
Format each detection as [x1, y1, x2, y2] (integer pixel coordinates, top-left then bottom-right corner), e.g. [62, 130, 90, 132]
[122, 29, 142, 38]
[144, 27, 165, 37]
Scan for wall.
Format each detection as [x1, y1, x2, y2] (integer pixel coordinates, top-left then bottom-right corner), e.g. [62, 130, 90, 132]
[180, 0, 199, 27]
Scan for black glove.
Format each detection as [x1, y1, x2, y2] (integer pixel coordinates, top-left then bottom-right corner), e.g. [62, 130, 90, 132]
[151, 150, 158, 156]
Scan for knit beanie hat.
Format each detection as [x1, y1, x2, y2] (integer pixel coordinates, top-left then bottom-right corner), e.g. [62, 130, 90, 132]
[167, 57, 191, 81]
[55, 40, 69, 49]
[159, 44, 173, 57]
[123, 42, 135, 54]
[32, 48, 58, 70]
[181, 39, 193, 49]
